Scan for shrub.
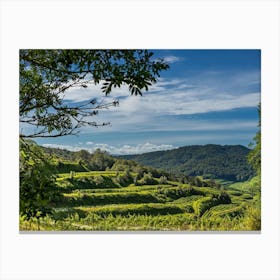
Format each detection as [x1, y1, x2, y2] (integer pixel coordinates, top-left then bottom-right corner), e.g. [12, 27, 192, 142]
[80, 203, 185, 217]
[183, 205, 194, 213]
[94, 175, 105, 185]
[158, 176, 168, 184]
[194, 177, 202, 187]
[163, 186, 198, 200]
[116, 170, 133, 187]
[138, 172, 158, 185]
[217, 191, 232, 204]
[63, 192, 162, 207]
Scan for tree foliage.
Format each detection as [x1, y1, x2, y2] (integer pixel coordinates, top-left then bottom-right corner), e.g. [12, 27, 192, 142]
[122, 144, 255, 182]
[20, 140, 61, 220]
[19, 50, 169, 221]
[248, 103, 261, 175]
[20, 49, 169, 138]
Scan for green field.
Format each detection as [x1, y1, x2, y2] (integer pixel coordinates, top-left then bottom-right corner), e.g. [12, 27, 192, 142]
[20, 171, 261, 231]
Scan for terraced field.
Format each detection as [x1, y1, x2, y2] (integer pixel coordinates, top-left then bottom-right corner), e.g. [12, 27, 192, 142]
[20, 171, 261, 231]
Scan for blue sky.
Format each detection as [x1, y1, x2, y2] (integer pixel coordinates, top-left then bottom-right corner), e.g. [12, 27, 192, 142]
[35, 50, 261, 155]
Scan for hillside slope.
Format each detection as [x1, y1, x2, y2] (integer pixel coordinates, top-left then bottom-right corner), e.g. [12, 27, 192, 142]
[121, 144, 254, 181]
[20, 169, 260, 231]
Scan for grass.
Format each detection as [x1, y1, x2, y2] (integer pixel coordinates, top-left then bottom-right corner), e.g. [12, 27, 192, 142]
[61, 191, 163, 206]
[57, 170, 123, 178]
[226, 176, 261, 194]
[19, 171, 261, 231]
[202, 204, 244, 218]
[75, 202, 193, 216]
[20, 209, 260, 231]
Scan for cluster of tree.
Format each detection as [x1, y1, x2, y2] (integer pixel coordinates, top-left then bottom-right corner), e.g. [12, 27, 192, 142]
[43, 144, 227, 190]
[43, 146, 162, 176]
[122, 144, 255, 182]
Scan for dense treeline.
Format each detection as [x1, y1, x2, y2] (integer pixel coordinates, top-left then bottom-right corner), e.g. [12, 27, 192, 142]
[42, 145, 222, 189]
[121, 144, 255, 182]
[43, 146, 164, 176]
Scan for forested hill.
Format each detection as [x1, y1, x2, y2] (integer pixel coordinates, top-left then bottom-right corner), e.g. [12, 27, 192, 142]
[121, 144, 255, 182]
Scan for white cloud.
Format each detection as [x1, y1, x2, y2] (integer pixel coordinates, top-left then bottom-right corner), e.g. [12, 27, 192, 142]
[79, 113, 258, 135]
[93, 142, 176, 155]
[62, 80, 129, 103]
[42, 144, 83, 152]
[162, 92, 260, 115]
[50, 70, 260, 136]
[112, 142, 175, 155]
[42, 142, 176, 155]
[86, 141, 94, 145]
[163, 55, 181, 63]
[61, 70, 260, 116]
[91, 90, 259, 122]
[62, 77, 185, 102]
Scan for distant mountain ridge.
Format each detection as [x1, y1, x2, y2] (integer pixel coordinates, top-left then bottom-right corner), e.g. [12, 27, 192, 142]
[120, 144, 255, 182]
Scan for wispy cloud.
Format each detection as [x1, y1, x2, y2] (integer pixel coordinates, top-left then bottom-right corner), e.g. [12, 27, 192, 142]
[163, 55, 182, 63]
[77, 118, 259, 141]
[42, 142, 176, 155]
[38, 68, 261, 143]
[42, 144, 83, 152]
[109, 90, 259, 116]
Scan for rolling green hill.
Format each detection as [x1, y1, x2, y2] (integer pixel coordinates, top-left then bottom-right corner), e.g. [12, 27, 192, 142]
[20, 142, 260, 231]
[20, 169, 261, 231]
[121, 144, 255, 182]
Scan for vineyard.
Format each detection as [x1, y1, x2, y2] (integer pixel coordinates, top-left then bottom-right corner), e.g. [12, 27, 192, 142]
[19, 170, 261, 231]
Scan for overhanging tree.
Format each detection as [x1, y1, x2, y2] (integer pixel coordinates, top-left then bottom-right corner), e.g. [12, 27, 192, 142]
[248, 103, 261, 175]
[20, 49, 169, 138]
[19, 49, 169, 224]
